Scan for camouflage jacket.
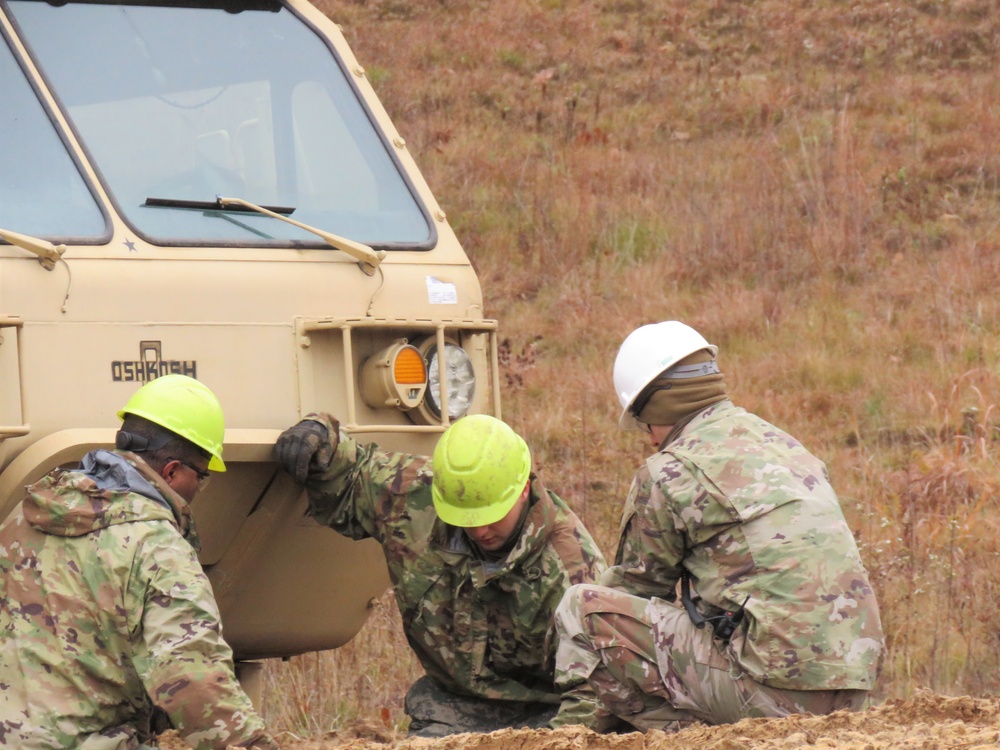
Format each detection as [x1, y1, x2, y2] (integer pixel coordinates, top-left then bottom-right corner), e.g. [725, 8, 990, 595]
[0, 449, 277, 750]
[602, 401, 884, 691]
[300, 414, 606, 716]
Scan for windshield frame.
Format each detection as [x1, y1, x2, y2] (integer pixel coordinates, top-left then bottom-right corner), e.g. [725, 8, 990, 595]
[4, 0, 437, 252]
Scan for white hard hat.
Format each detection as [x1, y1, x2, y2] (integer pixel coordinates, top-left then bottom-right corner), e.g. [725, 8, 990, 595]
[613, 321, 718, 430]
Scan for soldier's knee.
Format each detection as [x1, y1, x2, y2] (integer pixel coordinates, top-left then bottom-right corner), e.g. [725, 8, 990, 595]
[555, 583, 603, 637]
[555, 584, 582, 637]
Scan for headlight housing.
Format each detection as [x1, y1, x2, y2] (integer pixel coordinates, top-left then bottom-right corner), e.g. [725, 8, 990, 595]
[419, 339, 476, 420]
[359, 340, 428, 411]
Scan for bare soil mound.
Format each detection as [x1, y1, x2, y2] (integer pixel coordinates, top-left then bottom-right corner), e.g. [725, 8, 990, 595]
[156, 690, 1000, 749]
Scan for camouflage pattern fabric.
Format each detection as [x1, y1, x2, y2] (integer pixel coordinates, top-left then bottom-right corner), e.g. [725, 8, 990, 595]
[404, 675, 558, 737]
[295, 413, 607, 730]
[0, 449, 277, 750]
[555, 584, 868, 732]
[554, 400, 883, 729]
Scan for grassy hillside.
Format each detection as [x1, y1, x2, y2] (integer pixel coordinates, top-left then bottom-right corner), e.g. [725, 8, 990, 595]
[264, 0, 1000, 736]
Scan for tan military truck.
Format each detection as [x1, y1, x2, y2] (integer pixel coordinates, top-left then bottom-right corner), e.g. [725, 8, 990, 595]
[0, 0, 499, 696]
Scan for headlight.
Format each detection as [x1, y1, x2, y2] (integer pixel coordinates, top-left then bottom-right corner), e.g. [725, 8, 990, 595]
[423, 341, 476, 420]
[359, 340, 427, 411]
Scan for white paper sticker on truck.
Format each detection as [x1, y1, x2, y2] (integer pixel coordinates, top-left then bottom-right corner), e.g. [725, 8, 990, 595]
[426, 276, 458, 304]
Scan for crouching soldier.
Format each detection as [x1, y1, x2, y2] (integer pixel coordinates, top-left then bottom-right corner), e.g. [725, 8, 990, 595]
[274, 413, 607, 736]
[554, 321, 884, 731]
[0, 375, 278, 749]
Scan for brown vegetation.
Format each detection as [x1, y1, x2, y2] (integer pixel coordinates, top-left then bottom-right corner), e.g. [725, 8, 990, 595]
[260, 0, 1000, 739]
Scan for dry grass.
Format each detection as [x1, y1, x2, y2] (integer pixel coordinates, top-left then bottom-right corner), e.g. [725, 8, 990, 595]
[262, 0, 1000, 736]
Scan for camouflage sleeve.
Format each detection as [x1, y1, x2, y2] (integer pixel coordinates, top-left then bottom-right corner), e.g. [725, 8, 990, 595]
[544, 489, 608, 586]
[549, 680, 605, 730]
[131, 524, 278, 750]
[599, 460, 686, 600]
[301, 414, 433, 544]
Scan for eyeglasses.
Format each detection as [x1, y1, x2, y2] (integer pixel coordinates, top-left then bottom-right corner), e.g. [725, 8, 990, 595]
[171, 457, 212, 487]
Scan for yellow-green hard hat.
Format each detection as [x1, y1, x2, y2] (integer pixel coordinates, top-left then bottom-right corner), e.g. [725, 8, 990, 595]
[431, 415, 530, 528]
[117, 374, 226, 472]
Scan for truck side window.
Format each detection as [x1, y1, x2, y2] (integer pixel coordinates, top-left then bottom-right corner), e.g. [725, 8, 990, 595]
[0, 35, 105, 238]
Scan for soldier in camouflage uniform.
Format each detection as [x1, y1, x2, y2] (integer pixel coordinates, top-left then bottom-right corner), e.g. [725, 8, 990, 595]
[274, 413, 607, 737]
[0, 375, 278, 750]
[554, 321, 884, 732]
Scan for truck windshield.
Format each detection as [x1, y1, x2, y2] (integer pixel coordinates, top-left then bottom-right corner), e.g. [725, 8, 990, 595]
[0, 33, 106, 238]
[7, 0, 432, 249]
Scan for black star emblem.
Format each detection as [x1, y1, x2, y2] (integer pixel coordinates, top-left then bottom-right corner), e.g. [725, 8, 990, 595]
[124, 238, 137, 253]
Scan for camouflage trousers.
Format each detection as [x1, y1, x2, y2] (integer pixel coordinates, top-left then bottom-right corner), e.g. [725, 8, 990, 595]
[553, 584, 869, 732]
[404, 676, 559, 738]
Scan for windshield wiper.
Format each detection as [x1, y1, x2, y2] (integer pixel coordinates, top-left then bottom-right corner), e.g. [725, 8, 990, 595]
[144, 195, 386, 275]
[145, 197, 295, 214]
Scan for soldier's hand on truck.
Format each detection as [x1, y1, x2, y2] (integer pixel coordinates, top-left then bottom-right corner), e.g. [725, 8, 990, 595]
[274, 418, 335, 483]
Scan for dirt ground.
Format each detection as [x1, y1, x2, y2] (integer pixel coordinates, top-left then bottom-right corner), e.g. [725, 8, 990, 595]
[156, 691, 1000, 749]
